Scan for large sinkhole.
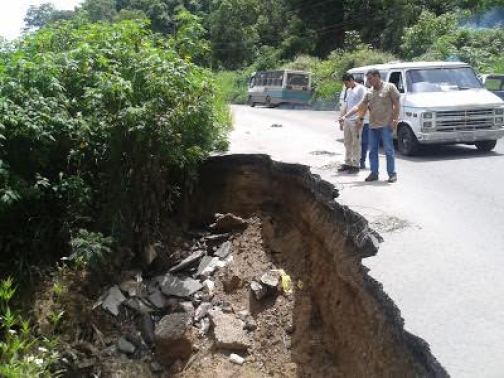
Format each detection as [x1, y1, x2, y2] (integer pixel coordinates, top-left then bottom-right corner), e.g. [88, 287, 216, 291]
[176, 154, 448, 377]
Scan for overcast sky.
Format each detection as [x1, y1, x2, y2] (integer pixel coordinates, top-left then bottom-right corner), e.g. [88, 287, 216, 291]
[0, 0, 83, 40]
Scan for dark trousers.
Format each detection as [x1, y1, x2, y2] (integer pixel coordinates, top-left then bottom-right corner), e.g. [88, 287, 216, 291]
[360, 123, 369, 167]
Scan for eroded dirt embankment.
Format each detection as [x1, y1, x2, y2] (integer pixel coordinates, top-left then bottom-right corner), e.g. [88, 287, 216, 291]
[180, 153, 448, 377]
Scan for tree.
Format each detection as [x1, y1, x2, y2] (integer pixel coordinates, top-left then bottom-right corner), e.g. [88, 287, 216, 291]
[24, 3, 74, 31]
[208, 0, 259, 69]
[400, 11, 460, 59]
[80, 0, 117, 22]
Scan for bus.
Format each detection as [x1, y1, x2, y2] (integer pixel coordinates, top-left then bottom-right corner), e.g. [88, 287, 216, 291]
[247, 70, 312, 107]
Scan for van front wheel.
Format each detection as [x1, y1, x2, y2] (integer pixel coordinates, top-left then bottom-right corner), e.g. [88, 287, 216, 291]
[397, 125, 419, 156]
[248, 96, 255, 107]
[475, 140, 497, 152]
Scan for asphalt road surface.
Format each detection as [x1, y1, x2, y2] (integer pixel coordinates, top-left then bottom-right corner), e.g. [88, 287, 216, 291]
[228, 104, 504, 378]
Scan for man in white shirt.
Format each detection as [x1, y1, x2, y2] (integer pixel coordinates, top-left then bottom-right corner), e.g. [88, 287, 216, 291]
[338, 73, 367, 173]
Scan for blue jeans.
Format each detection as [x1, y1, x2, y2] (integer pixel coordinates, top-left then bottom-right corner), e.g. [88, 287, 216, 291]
[360, 124, 369, 167]
[369, 126, 396, 176]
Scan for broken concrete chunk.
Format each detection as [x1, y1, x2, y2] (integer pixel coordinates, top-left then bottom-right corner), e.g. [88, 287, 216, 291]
[102, 286, 126, 316]
[169, 249, 206, 273]
[194, 302, 212, 322]
[210, 213, 247, 233]
[229, 353, 245, 365]
[196, 256, 220, 277]
[154, 313, 194, 363]
[209, 310, 250, 351]
[260, 271, 280, 289]
[117, 337, 136, 355]
[214, 241, 233, 258]
[250, 281, 267, 300]
[160, 273, 203, 298]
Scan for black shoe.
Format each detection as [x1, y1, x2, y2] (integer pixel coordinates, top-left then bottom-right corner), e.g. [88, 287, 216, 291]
[337, 164, 350, 172]
[365, 173, 379, 182]
[347, 167, 360, 174]
[388, 173, 397, 183]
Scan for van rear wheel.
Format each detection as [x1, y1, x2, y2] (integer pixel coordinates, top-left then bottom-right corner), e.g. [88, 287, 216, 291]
[397, 125, 419, 156]
[475, 140, 497, 152]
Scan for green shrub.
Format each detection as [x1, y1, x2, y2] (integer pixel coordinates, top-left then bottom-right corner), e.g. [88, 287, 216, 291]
[0, 19, 231, 274]
[0, 278, 59, 378]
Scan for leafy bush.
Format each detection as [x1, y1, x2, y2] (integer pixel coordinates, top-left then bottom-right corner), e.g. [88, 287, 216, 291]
[0, 19, 231, 274]
[0, 278, 60, 377]
[401, 11, 461, 60]
[214, 69, 254, 104]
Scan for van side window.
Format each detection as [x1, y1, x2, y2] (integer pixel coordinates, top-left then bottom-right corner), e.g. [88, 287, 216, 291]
[389, 72, 405, 93]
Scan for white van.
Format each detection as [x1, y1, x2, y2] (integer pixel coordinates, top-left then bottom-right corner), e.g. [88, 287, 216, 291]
[346, 62, 504, 155]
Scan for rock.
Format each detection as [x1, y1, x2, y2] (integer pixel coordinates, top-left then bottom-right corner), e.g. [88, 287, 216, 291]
[260, 271, 280, 289]
[244, 318, 257, 331]
[203, 279, 215, 296]
[166, 297, 180, 311]
[154, 313, 194, 363]
[196, 256, 220, 277]
[101, 286, 126, 316]
[194, 302, 212, 322]
[202, 233, 230, 243]
[147, 290, 167, 309]
[124, 297, 155, 315]
[169, 250, 206, 273]
[229, 353, 245, 365]
[214, 241, 233, 258]
[198, 318, 210, 336]
[117, 337, 136, 355]
[221, 301, 233, 313]
[160, 273, 203, 298]
[209, 310, 250, 351]
[150, 361, 164, 373]
[139, 314, 155, 346]
[236, 310, 250, 321]
[177, 302, 195, 320]
[119, 279, 143, 297]
[143, 243, 158, 266]
[250, 281, 267, 300]
[210, 213, 248, 233]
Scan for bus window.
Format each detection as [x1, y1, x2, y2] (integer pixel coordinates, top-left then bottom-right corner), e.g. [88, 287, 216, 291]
[287, 73, 309, 89]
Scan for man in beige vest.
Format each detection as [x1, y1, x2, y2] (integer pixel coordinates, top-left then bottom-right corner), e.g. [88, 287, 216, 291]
[338, 73, 367, 174]
[339, 69, 400, 183]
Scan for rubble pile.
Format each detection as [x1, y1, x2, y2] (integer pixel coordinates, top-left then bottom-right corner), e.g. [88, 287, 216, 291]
[85, 213, 303, 377]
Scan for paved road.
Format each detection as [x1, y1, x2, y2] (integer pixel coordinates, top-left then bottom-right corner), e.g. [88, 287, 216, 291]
[228, 104, 504, 378]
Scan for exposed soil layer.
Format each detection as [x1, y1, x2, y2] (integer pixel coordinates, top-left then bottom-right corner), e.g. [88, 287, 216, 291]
[32, 154, 447, 377]
[179, 154, 448, 377]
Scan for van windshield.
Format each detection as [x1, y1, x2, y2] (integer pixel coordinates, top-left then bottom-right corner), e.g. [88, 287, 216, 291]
[406, 67, 482, 93]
